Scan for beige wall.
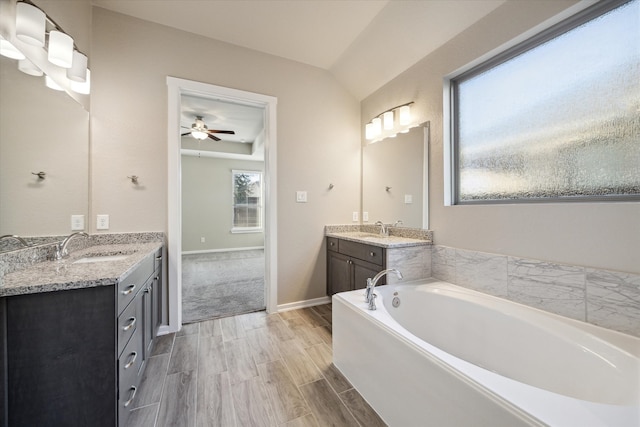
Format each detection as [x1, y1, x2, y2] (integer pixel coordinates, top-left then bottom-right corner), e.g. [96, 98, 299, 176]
[362, 0, 640, 274]
[91, 8, 361, 304]
[181, 155, 264, 252]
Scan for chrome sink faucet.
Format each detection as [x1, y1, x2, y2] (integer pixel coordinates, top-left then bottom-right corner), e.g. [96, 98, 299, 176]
[55, 232, 89, 260]
[365, 268, 403, 310]
[0, 234, 29, 248]
[374, 220, 388, 236]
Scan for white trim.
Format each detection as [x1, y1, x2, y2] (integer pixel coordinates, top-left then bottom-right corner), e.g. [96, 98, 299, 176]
[182, 246, 264, 255]
[167, 76, 278, 333]
[422, 123, 430, 229]
[277, 296, 332, 312]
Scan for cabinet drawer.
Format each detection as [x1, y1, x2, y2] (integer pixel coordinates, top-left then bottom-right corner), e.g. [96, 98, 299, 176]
[327, 237, 339, 252]
[117, 296, 139, 357]
[338, 240, 384, 266]
[118, 325, 143, 427]
[117, 254, 154, 314]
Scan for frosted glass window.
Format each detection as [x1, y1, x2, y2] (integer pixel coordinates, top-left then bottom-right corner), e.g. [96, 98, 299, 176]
[451, 0, 639, 203]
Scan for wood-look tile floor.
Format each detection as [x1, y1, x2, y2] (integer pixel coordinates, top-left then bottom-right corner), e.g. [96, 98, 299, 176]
[126, 304, 387, 427]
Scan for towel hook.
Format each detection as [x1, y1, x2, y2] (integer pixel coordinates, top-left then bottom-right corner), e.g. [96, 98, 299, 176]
[328, 183, 334, 190]
[31, 171, 46, 180]
[127, 175, 139, 184]
[385, 186, 392, 192]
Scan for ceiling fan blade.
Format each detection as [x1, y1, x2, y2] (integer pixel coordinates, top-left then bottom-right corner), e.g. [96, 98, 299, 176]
[208, 134, 221, 141]
[207, 130, 235, 135]
[181, 132, 191, 136]
[181, 126, 192, 129]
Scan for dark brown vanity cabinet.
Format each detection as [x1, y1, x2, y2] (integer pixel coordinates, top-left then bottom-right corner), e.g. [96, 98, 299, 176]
[326, 237, 386, 295]
[1, 246, 164, 427]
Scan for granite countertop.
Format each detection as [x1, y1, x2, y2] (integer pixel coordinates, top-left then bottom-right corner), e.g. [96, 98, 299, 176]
[325, 224, 432, 249]
[0, 242, 162, 297]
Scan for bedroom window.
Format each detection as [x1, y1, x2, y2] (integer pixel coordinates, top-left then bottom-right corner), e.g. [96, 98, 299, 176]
[232, 170, 262, 232]
[447, 0, 639, 204]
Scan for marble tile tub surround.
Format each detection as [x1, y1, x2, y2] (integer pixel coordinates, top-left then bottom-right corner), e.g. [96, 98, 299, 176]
[432, 245, 640, 338]
[0, 232, 164, 284]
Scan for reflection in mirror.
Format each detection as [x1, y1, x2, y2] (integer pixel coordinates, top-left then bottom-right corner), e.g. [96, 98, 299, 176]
[362, 123, 429, 229]
[0, 55, 89, 252]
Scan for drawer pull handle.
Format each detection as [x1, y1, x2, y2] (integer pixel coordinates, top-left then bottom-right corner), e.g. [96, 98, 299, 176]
[121, 284, 136, 295]
[123, 317, 136, 331]
[156, 255, 163, 260]
[330, 242, 335, 246]
[124, 351, 138, 369]
[370, 252, 375, 257]
[123, 386, 137, 407]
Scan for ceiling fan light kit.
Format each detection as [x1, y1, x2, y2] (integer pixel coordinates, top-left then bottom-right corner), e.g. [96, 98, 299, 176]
[181, 115, 235, 141]
[1, 1, 90, 94]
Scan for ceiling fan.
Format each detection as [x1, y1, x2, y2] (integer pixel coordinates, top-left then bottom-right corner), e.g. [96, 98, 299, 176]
[181, 116, 235, 141]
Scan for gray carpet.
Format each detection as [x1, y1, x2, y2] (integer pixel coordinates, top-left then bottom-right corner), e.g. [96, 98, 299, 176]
[182, 249, 265, 323]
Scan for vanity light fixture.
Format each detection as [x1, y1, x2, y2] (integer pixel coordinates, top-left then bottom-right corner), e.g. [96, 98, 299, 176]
[18, 58, 42, 76]
[4, 1, 90, 93]
[365, 102, 416, 143]
[70, 68, 90, 94]
[45, 75, 63, 91]
[0, 35, 25, 60]
[47, 30, 73, 68]
[15, 1, 46, 47]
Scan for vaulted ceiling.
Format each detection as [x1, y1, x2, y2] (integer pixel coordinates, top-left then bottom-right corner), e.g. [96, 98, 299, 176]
[92, 0, 506, 101]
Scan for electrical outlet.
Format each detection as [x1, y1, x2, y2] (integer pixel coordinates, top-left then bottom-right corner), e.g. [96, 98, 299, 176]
[352, 211, 359, 221]
[362, 212, 369, 222]
[96, 214, 109, 230]
[200, 237, 205, 243]
[404, 194, 413, 204]
[296, 191, 307, 203]
[71, 215, 85, 231]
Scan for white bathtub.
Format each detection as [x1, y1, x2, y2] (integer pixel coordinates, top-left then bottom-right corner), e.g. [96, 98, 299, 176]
[333, 279, 640, 427]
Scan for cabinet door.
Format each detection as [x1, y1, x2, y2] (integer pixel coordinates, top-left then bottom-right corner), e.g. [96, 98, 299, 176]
[143, 277, 153, 358]
[327, 251, 352, 295]
[152, 268, 162, 333]
[353, 258, 385, 291]
[6, 286, 116, 427]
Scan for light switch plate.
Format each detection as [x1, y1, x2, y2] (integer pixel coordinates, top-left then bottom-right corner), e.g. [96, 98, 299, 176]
[352, 211, 359, 221]
[362, 212, 369, 222]
[71, 215, 85, 231]
[404, 194, 413, 204]
[296, 191, 307, 203]
[97, 214, 109, 230]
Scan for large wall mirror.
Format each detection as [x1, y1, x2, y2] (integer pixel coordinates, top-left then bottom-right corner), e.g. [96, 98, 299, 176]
[362, 123, 429, 229]
[0, 55, 89, 251]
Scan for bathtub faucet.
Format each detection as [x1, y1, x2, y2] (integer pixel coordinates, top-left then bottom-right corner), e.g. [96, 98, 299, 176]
[365, 268, 403, 310]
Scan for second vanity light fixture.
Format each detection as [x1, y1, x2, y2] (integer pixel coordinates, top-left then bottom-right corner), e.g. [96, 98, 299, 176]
[0, 0, 90, 94]
[365, 102, 417, 143]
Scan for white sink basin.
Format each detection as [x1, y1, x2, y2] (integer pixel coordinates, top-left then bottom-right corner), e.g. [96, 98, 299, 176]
[73, 255, 129, 264]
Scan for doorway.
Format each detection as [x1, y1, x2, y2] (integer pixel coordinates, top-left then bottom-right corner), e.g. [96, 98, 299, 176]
[165, 77, 277, 333]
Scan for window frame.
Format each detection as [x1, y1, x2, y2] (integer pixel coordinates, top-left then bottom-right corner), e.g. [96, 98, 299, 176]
[446, 0, 639, 205]
[231, 169, 263, 233]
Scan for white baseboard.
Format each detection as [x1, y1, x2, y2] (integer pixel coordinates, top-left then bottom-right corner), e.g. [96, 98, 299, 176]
[182, 246, 264, 255]
[277, 295, 331, 312]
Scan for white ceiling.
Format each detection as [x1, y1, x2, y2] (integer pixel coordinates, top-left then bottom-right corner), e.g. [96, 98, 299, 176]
[91, 0, 507, 155]
[92, 0, 506, 101]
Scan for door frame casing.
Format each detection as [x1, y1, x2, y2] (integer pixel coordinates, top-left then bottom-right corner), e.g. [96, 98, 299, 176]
[164, 76, 278, 333]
